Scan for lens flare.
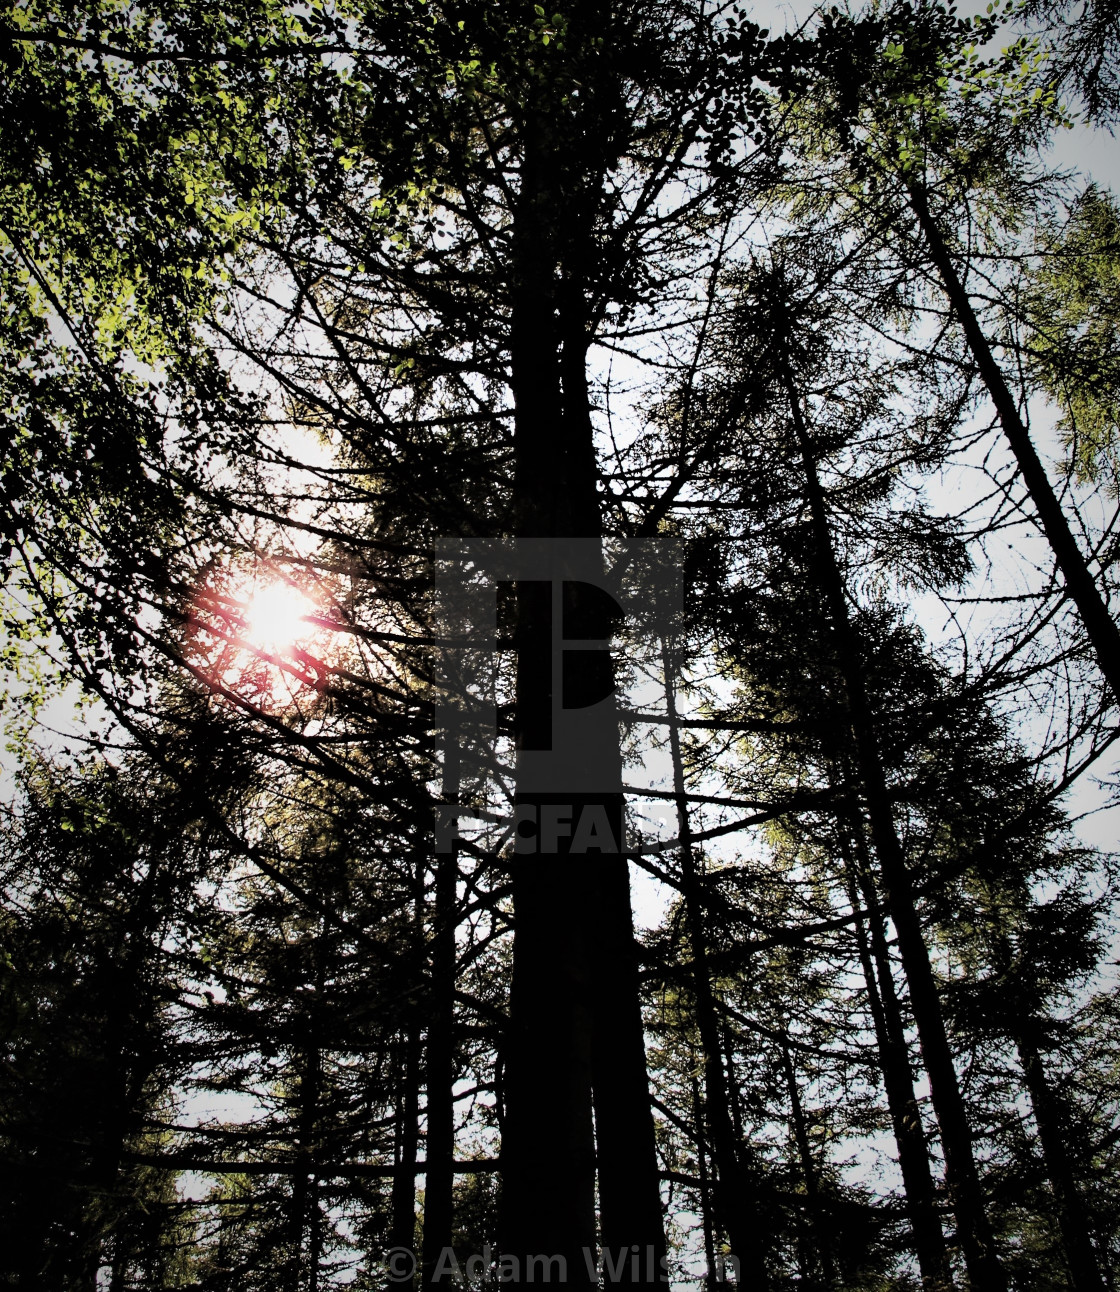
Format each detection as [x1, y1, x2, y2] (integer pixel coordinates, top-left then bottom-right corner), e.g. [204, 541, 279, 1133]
[241, 582, 318, 654]
[187, 569, 339, 710]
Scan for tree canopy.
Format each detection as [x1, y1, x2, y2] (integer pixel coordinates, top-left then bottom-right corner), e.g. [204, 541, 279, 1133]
[2, 1, 1118, 1290]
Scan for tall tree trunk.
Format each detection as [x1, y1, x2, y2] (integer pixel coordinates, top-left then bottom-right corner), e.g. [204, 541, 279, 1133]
[308, 1172, 323, 1292]
[974, 884, 1102, 1288]
[663, 638, 769, 1288]
[1015, 1021, 1106, 1292]
[501, 136, 598, 1285]
[906, 180, 1120, 704]
[839, 834, 954, 1291]
[784, 373, 1007, 1291]
[289, 1030, 321, 1292]
[691, 1072, 719, 1289]
[562, 298, 666, 1287]
[591, 848, 670, 1286]
[391, 1026, 422, 1285]
[390, 857, 425, 1286]
[292, 931, 330, 1292]
[423, 728, 460, 1289]
[91, 858, 165, 1292]
[778, 1032, 836, 1290]
[501, 112, 665, 1285]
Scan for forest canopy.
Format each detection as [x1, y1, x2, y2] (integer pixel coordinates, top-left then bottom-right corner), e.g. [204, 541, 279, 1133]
[1, 0, 1119, 1289]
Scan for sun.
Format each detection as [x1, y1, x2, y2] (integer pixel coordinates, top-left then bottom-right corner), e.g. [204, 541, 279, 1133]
[187, 568, 339, 708]
[240, 581, 319, 655]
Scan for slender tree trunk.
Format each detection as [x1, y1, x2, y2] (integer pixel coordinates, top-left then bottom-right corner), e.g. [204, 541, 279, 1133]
[289, 1031, 321, 1292]
[1015, 1023, 1107, 1292]
[779, 1033, 836, 1290]
[976, 890, 1103, 1289]
[559, 313, 666, 1286]
[839, 836, 954, 1291]
[724, 1032, 747, 1152]
[906, 180, 1120, 704]
[591, 848, 670, 1286]
[784, 373, 1007, 1291]
[293, 933, 331, 1292]
[308, 1172, 323, 1292]
[288, 1174, 307, 1292]
[91, 860, 165, 1292]
[391, 1025, 422, 1285]
[423, 728, 460, 1289]
[663, 639, 769, 1288]
[691, 1072, 720, 1289]
[390, 857, 425, 1287]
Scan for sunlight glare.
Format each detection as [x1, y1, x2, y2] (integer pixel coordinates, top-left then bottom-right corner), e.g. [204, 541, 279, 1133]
[188, 566, 342, 709]
[241, 581, 318, 654]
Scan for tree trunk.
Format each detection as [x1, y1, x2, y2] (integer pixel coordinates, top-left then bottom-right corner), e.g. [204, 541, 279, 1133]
[779, 1032, 836, 1290]
[663, 638, 769, 1288]
[839, 833, 953, 1291]
[390, 885, 423, 1284]
[785, 374, 1007, 1291]
[289, 1031, 321, 1292]
[977, 891, 1103, 1289]
[692, 1072, 720, 1289]
[500, 112, 665, 1286]
[591, 847, 670, 1286]
[308, 1172, 323, 1292]
[391, 1032, 421, 1284]
[907, 180, 1120, 705]
[1017, 1021, 1106, 1291]
[501, 140, 598, 1283]
[562, 290, 666, 1289]
[423, 729, 460, 1290]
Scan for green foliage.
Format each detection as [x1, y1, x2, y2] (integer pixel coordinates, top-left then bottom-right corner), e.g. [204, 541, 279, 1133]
[1024, 184, 1120, 489]
[1014, 0, 1120, 123]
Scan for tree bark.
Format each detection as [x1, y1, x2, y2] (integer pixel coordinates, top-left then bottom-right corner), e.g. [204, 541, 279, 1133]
[390, 867, 424, 1286]
[308, 1171, 324, 1292]
[289, 1028, 321, 1292]
[501, 123, 598, 1283]
[971, 887, 1101, 1287]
